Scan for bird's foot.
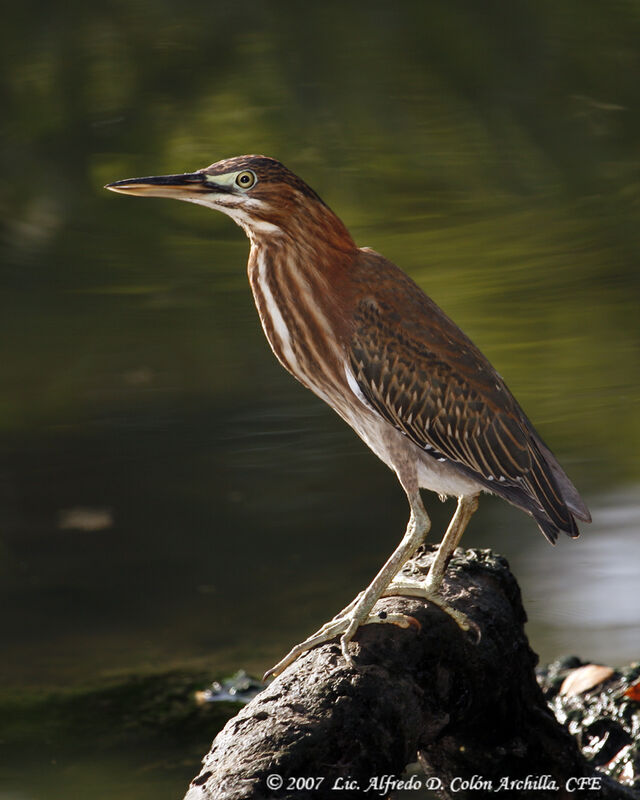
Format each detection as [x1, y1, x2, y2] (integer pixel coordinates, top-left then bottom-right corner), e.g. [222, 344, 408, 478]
[263, 604, 420, 680]
[264, 576, 479, 680]
[383, 575, 480, 640]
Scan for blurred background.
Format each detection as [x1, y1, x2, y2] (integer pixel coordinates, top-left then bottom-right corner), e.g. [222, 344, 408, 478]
[1, 0, 639, 797]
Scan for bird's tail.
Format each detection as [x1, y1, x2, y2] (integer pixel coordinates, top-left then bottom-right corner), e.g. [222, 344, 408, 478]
[526, 440, 590, 544]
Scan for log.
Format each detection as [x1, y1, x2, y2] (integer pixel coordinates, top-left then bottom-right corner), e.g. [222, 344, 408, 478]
[184, 547, 635, 800]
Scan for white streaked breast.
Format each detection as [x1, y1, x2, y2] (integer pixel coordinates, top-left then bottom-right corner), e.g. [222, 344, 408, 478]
[255, 250, 299, 371]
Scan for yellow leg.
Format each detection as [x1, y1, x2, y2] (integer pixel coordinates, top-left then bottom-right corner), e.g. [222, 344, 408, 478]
[264, 494, 479, 679]
[385, 494, 479, 631]
[265, 493, 430, 678]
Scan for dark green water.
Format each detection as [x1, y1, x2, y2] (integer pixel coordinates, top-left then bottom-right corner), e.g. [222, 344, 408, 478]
[1, 2, 640, 797]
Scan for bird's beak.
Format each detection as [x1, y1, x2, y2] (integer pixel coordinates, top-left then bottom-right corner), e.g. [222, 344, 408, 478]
[104, 171, 215, 199]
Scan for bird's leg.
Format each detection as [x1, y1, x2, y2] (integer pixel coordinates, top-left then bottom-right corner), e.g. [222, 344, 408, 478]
[264, 492, 430, 679]
[424, 493, 479, 592]
[385, 494, 479, 632]
[337, 495, 430, 646]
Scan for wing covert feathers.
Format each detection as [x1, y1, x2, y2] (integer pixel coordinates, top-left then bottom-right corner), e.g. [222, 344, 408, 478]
[347, 288, 588, 543]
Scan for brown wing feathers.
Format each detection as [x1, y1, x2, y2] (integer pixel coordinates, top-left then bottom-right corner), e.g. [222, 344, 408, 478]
[349, 296, 581, 543]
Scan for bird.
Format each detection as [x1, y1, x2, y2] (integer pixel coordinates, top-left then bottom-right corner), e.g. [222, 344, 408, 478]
[105, 155, 591, 677]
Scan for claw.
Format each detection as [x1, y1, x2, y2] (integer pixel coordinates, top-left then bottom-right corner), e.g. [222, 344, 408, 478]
[264, 607, 424, 679]
[340, 638, 356, 666]
[364, 611, 421, 631]
[405, 615, 421, 632]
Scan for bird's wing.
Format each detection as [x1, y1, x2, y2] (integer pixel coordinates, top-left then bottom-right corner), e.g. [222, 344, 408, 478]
[347, 294, 578, 541]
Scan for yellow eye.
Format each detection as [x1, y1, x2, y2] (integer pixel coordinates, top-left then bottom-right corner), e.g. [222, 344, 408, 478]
[235, 170, 256, 190]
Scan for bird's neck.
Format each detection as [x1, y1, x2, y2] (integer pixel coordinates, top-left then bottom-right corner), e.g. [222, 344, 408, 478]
[246, 217, 356, 403]
[246, 199, 355, 255]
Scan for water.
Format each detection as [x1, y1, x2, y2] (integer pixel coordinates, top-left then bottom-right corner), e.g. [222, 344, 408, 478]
[1, 2, 639, 797]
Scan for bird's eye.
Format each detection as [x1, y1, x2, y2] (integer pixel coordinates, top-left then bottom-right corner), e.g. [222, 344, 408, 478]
[235, 171, 256, 190]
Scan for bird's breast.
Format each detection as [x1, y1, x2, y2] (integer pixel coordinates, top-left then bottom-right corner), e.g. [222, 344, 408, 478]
[247, 244, 351, 409]
[247, 245, 483, 498]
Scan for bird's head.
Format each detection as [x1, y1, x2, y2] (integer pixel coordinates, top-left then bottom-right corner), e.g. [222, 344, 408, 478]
[105, 155, 354, 250]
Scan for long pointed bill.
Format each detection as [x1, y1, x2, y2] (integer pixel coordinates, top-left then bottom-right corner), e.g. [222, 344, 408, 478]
[104, 171, 225, 200]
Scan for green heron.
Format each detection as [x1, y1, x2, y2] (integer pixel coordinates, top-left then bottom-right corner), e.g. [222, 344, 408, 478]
[106, 155, 591, 677]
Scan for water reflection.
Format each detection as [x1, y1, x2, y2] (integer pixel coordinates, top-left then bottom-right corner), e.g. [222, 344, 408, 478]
[517, 486, 640, 664]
